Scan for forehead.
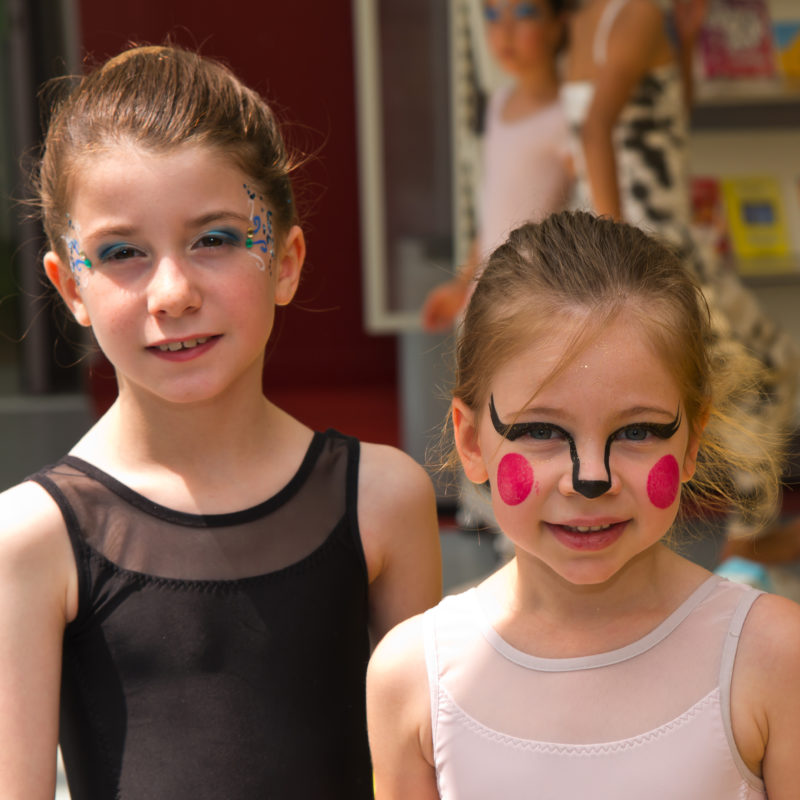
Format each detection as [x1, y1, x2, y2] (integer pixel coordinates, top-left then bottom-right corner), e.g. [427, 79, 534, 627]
[487, 314, 681, 416]
[67, 143, 252, 215]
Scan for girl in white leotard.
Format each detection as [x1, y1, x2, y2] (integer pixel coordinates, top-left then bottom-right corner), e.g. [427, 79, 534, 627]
[368, 211, 800, 799]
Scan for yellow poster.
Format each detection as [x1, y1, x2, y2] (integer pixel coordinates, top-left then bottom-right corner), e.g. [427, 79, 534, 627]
[721, 175, 793, 273]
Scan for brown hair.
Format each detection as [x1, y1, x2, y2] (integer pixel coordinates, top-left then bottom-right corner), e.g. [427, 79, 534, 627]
[452, 211, 784, 529]
[37, 44, 297, 261]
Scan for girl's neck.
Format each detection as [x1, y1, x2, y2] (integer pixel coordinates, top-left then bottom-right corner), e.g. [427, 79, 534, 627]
[508, 66, 560, 112]
[481, 545, 709, 657]
[72, 378, 312, 511]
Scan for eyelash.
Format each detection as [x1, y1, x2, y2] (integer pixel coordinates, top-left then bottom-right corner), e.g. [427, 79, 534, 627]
[96, 229, 244, 263]
[97, 243, 145, 263]
[192, 229, 243, 249]
[505, 422, 674, 443]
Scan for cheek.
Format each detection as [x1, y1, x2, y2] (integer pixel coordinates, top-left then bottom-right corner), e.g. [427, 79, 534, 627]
[496, 453, 534, 506]
[646, 455, 680, 509]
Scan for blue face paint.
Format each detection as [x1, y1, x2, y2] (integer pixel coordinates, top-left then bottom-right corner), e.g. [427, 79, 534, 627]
[514, 1, 541, 20]
[195, 229, 243, 249]
[483, 0, 543, 22]
[483, 3, 501, 22]
[488, 395, 682, 499]
[243, 183, 276, 273]
[63, 217, 92, 281]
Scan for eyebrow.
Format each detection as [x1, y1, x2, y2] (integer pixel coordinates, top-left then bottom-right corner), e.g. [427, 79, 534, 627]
[82, 211, 251, 242]
[187, 211, 251, 228]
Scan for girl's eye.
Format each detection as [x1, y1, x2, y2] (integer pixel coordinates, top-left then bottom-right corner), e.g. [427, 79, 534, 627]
[514, 2, 541, 20]
[193, 230, 241, 250]
[98, 244, 146, 262]
[616, 425, 650, 442]
[483, 4, 501, 22]
[526, 423, 563, 441]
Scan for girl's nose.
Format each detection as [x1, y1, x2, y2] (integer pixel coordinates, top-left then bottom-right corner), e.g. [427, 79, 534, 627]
[146, 256, 202, 317]
[557, 437, 617, 499]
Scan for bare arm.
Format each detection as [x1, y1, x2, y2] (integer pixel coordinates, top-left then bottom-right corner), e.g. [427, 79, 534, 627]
[732, 593, 800, 798]
[367, 614, 439, 799]
[421, 240, 480, 333]
[671, 0, 709, 108]
[581, 0, 671, 219]
[0, 482, 76, 799]
[358, 442, 442, 643]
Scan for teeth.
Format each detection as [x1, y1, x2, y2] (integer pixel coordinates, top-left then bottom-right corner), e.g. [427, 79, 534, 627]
[157, 337, 208, 352]
[567, 524, 613, 533]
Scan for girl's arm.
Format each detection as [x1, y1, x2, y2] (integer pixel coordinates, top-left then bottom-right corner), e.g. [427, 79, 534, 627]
[580, 0, 671, 219]
[367, 614, 439, 799]
[358, 442, 442, 643]
[0, 482, 75, 799]
[671, 0, 709, 108]
[732, 593, 800, 798]
[421, 240, 480, 333]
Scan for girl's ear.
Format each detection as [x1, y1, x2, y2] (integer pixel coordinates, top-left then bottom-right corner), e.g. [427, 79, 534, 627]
[452, 398, 489, 484]
[681, 408, 709, 483]
[274, 225, 306, 307]
[43, 251, 92, 327]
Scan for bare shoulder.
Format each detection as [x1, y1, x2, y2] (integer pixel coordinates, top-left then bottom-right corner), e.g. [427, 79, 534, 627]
[368, 613, 439, 796]
[737, 592, 800, 685]
[358, 441, 436, 507]
[0, 480, 69, 555]
[616, 0, 665, 27]
[356, 440, 438, 554]
[369, 612, 429, 683]
[738, 592, 800, 675]
[0, 480, 76, 619]
[357, 442, 441, 639]
[606, 0, 670, 59]
[732, 592, 800, 786]
[367, 613, 431, 738]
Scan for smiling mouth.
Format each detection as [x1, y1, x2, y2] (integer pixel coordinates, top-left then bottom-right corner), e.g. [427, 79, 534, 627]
[561, 523, 616, 533]
[156, 337, 210, 352]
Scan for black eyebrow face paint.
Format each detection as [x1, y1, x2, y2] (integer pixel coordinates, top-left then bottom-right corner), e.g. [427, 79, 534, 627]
[488, 395, 682, 500]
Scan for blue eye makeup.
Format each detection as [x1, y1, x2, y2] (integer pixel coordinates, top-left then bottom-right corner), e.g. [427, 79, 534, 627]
[483, 1, 542, 22]
[97, 243, 146, 263]
[193, 228, 243, 249]
[514, 1, 541, 20]
[489, 395, 681, 500]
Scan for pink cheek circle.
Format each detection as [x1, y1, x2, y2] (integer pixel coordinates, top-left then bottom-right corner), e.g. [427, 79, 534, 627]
[647, 454, 681, 509]
[496, 453, 534, 506]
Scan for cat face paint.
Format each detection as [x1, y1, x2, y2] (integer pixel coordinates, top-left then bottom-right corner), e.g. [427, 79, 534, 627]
[489, 395, 682, 500]
[497, 452, 534, 505]
[243, 183, 276, 274]
[646, 454, 681, 509]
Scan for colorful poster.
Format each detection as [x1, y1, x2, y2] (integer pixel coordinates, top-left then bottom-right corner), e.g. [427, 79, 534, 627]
[721, 175, 792, 272]
[773, 21, 800, 79]
[699, 0, 776, 78]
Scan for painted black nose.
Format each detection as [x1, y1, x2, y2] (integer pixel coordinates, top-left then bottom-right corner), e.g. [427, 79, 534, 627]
[574, 479, 611, 499]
